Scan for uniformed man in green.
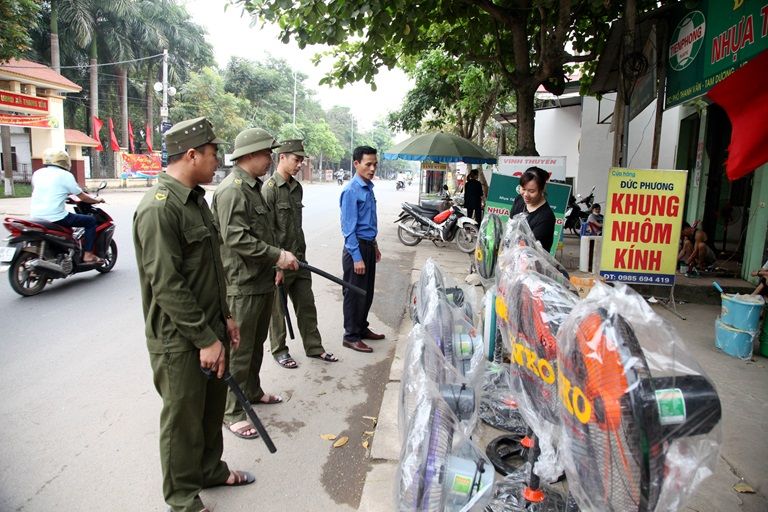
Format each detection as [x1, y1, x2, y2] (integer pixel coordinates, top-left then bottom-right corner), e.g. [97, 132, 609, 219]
[133, 117, 255, 512]
[264, 139, 338, 368]
[212, 128, 299, 439]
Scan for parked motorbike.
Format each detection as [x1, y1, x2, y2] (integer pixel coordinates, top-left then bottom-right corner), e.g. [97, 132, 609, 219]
[564, 185, 596, 236]
[395, 197, 478, 253]
[1, 182, 117, 296]
[396, 180, 405, 191]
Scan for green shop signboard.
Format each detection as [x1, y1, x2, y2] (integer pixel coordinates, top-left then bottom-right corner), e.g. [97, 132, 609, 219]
[666, 0, 768, 108]
[485, 172, 572, 256]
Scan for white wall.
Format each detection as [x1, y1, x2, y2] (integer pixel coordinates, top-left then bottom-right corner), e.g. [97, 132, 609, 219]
[576, 93, 682, 207]
[534, 105, 581, 180]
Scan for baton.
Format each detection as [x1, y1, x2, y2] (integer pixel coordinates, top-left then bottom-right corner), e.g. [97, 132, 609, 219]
[278, 283, 295, 340]
[201, 367, 277, 453]
[298, 261, 367, 297]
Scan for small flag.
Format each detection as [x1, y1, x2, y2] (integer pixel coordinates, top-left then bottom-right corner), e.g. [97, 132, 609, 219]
[146, 122, 153, 153]
[108, 118, 120, 151]
[92, 116, 104, 151]
[128, 120, 135, 154]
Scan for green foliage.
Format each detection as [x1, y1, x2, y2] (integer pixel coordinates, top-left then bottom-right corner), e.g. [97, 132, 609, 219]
[235, 0, 658, 154]
[170, 67, 250, 146]
[0, 0, 41, 62]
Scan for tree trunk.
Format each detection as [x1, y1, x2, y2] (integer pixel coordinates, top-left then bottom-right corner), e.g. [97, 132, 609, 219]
[515, 84, 538, 156]
[50, 0, 60, 72]
[119, 67, 129, 149]
[2, 126, 14, 196]
[89, 40, 102, 178]
[612, 93, 625, 167]
[651, 21, 667, 169]
[476, 117, 489, 197]
[318, 152, 323, 181]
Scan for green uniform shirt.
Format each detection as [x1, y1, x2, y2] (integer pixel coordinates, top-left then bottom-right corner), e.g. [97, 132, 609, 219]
[133, 173, 231, 354]
[263, 171, 306, 260]
[212, 166, 282, 296]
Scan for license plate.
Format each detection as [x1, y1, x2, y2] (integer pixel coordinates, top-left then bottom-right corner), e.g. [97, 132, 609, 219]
[0, 246, 17, 263]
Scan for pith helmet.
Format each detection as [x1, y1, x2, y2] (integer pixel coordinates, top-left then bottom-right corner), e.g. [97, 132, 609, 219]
[276, 139, 307, 157]
[231, 128, 280, 160]
[165, 117, 225, 157]
[43, 148, 71, 171]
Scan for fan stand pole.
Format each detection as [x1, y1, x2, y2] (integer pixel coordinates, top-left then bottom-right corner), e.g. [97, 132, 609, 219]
[661, 284, 686, 320]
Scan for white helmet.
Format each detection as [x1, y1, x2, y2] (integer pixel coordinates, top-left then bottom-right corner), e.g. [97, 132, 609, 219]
[43, 148, 71, 171]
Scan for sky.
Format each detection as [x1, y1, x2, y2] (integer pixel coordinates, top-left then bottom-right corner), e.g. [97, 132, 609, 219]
[183, 1, 413, 132]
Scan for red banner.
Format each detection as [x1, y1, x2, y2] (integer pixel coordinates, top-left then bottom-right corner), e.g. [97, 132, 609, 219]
[145, 122, 153, 153]
[92, 116, 104, 151]
[0, 91, 48, 113]
[120, 152, 162, 177]
[708, 49, 768, 181]
[108, 118, 120, 151]
[0, 113, 54, 128]
[128, 120, 135, 154]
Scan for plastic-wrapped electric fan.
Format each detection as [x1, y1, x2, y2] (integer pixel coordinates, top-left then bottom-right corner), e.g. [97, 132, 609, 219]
[411, 258, 475, 324]
[497, 245, 576, 296]
[483, 463, 568, 512]
[482, 286, 508, 362]
[495, 270, 577, 482]
[400, 324, 478, 440]
[556, 282, 722, 512]
[479, 362, 527, 433]
[498, 214, 570, 283]
[475, 213, 503, 280]
[397, 394, 494, 512]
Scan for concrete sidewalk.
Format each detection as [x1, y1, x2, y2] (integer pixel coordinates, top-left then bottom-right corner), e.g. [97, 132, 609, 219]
[359, 241, 768, 511]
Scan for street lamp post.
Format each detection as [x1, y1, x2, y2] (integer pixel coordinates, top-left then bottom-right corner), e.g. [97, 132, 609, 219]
[154, 49, 176, 168]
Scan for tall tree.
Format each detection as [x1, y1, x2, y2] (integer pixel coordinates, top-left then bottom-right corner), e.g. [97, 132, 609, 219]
[236, 0, 651, 156]
[0, 0, 40, 63]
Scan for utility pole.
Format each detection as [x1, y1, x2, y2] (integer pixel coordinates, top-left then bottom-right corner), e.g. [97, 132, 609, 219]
[154, 49, 175, 168]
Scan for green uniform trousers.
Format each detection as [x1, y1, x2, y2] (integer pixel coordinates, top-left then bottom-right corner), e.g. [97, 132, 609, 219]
[224, 293, 272, 424]
[150, 350, 230, 512]
[269, 270, 325, 358]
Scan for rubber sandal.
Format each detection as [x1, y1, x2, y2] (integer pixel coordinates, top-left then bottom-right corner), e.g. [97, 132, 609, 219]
[226, 420, 259, 439]
[308, 352, 339, 362]
[275, 353, 298, 369]
[258, 393, 283, 405]
[225, 470, 255, 486]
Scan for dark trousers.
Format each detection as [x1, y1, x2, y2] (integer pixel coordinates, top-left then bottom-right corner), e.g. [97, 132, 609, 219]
[466, 205, 483, 225]
[56, 212, 97, 251]
[342, 240, 376, 341]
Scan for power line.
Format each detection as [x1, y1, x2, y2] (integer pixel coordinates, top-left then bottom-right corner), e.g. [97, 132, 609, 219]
[6, 53, 165, 70]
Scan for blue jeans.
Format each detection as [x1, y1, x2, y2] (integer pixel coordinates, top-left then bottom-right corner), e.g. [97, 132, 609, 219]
[56, 212, 97, 252]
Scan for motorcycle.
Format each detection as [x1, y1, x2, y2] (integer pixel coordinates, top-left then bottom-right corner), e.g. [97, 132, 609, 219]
[395, 197, 478, 253]
[1, 182, 117, 296]
[396, 180, 405, 191]
[564, 185, 596, 236]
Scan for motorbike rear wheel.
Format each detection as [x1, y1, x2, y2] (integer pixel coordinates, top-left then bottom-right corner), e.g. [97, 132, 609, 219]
[96, 239, 118, 274]
[456, 224, 478, 253]
[8, 252, 47, 296]
[397, 217, 424, 246]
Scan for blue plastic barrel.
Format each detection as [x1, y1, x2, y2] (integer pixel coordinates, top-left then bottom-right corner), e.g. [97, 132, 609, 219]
[720, 294, 764, 332]
[715, 318, 754, 359]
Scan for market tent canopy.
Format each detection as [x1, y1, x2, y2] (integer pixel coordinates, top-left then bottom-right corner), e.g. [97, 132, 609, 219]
[383, 132, 497, 164]
[707, 49, 768, 181]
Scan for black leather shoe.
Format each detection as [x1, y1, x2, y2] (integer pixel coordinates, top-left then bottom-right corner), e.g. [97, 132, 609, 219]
[342, 339, 373, 353]
[362, 329, 385, 340]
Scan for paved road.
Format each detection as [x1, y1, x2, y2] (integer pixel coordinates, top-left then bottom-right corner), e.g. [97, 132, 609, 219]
[0, 179, 422, 511]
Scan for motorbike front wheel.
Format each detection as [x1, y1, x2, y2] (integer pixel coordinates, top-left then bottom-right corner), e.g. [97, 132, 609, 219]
[397, 218, 424, 246]
[456, 224, 478, 253]
[96, 239, 118, 274]
[8, 252, 47, 296]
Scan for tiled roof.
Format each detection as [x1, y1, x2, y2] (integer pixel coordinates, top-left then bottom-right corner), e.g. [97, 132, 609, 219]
[65, 128, 99, 147]
[0, 59, 81, 92]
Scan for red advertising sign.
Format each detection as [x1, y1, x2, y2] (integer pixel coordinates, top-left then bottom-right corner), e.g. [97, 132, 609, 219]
[120, 152, 162, 178]
[0, 91, 49, 113]
[0, 113, 55, 128]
